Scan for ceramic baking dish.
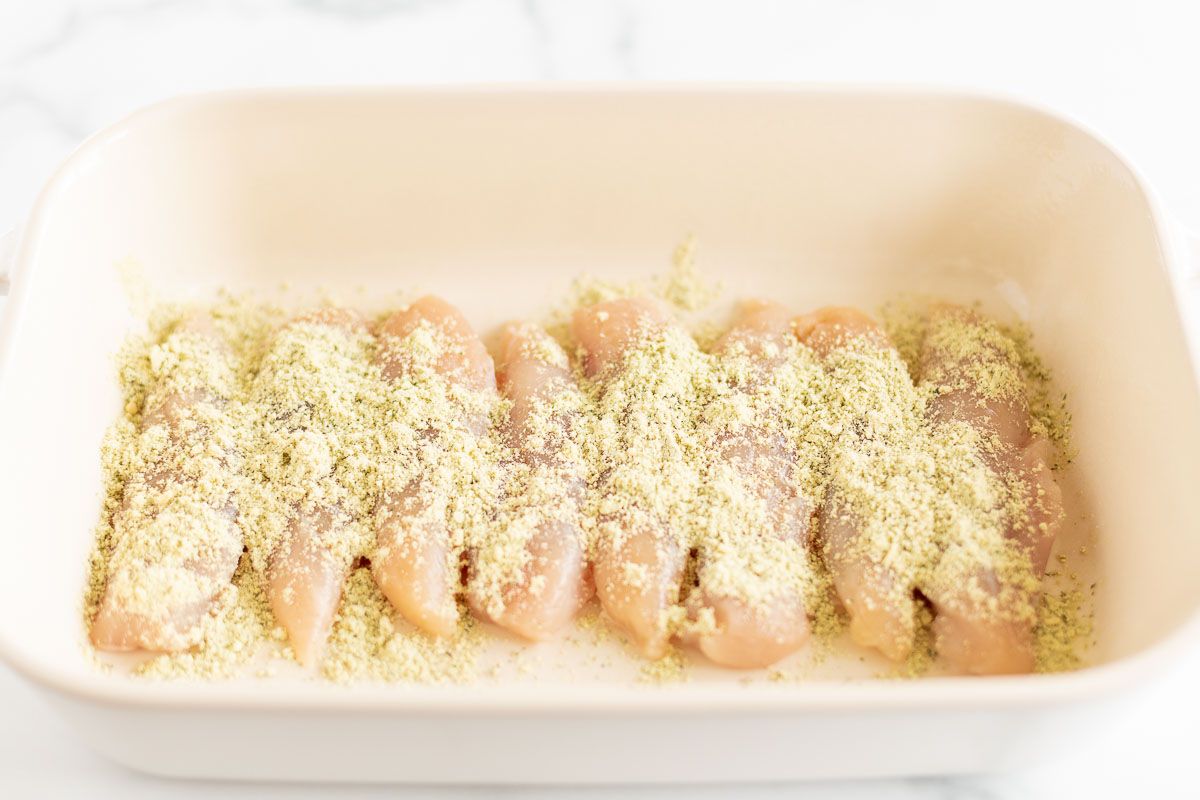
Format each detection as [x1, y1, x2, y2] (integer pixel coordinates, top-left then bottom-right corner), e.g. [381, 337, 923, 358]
[1, 87, 1199, 784]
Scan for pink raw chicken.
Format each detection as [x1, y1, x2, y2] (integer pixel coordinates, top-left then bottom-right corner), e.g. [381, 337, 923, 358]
[372, 296, 496, 638]
[264, 308, 364, 666]
[693, 300, 812, 668]
[794, 307, 918, 663]
[268, 506, 348, 666]
[919, 304, 1064, 675]
[91, 314, 242, 652]
[466, 321, 592, 640]
[572, 297, 688, 658]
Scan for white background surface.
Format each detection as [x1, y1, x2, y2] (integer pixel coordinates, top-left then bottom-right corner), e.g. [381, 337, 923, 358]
[2, 1, 1199, 797]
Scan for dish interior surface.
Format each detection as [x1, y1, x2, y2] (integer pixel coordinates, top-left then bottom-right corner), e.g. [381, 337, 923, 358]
[1, 90, 1198, 700]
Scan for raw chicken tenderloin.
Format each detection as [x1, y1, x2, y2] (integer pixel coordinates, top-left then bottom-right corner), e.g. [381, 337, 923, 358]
[572, 297, 687, 658]
[696, 300, 811, 668]
[373, 296, 497, 637]
[919, 304, 1064, 675]
[264, 309, 363, 666]
[268, 506, 348, 666]
[793, 307, 918, 662]
[467, 321, 591, 639]
[91, 314, 242, 652]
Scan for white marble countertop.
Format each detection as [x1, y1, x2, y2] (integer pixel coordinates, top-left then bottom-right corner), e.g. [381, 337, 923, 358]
[2, 1, 1199, 797]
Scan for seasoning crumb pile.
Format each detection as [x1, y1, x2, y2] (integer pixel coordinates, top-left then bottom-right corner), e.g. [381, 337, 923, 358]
[84, 263, 1091, 683]
[322, 569, 482, 684]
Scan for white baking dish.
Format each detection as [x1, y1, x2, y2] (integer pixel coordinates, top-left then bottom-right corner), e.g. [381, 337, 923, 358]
[1, 87, 1199, 784]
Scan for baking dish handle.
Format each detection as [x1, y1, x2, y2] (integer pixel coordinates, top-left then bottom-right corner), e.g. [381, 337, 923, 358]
[0, 226, 17, 296]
